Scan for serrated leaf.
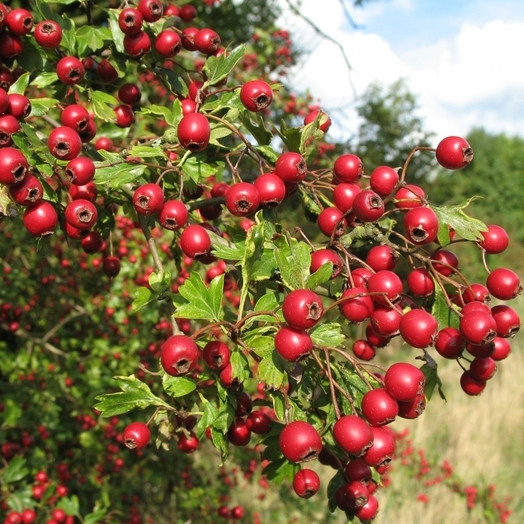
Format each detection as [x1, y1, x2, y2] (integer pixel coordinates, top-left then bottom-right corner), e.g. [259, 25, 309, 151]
[94, 162, 147, 187]
[254, 292, 280, 313]
[310, 323, 345, 348]
[84, 510, 108, 524]
[76, 25, 108, 54]
[273, 235, 311, 290]
[128, 145, 167, 159]
[148, 271, 171, 293]
[209, 232, 245, 260]
[172, 273, 224, 321]
[29, 97, 59, 117]
[195, 395, 220, 439]
[90, 90, 119, 122]
[202, 44, 245, 87]
[230, 349, 250, 382]
[8, 72, 30, 95]
[256, 145, 279, 163]
[94, 375, 170, 417]
[162, 375, 197, 398]
[270, 392, 286, 422]
[300, 119, 325, 155]
[277, 119, 302, 152]
[262, 458, 299, 485]
[16, 39, 45, 72]
[156, 67, 187, 97]
[239, 111, 272, 146]
[431, 198, 487, 241]
[421, 362, 446, 401]
[257, 353, 285, 389]
[306, 262, 333, 289]
[181, 154, 219, 185]
[56, 495, 80, 517]
[139, 103, 178, 127]
[244, 334, 275, 358]
[31, 71, 59, 89]
[132, 287, 153, 312]
[431, 281, 460, 329]
[209, 123, 233, 146]
[2, 456, 28, 484]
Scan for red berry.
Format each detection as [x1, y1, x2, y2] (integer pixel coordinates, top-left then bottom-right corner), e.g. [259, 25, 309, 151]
[282, 289, 323, 330]
[310, 249, 342, 279]
[406, 268, 435, 297]
[160, 335, 199, 376]
[56, 56, 85, 85]
[486, 268, 521, 300]
[384, 362, 425, 402]
[132, 183, 165, 216]
[394, 184, 426, 209]
[65, 156, 95, 185]
[202, 340, 230, 370]
[361, 388, 398, 426]
[124, 31, 152, 57]
[180, 224, 211, 258]
[279, 421, 322, 463]
[479, 224, 509, 254]
[254, 172, 286, 206]
[370, 165, 399, 197]
[123, 422, 151, 449]
[460, 370, 486, 396]
[404, 206, 439, 244]
[118, 8, 143, 35]
[317, 207, 347, 237]
[48, 126, 82, 160]
[435, 327, 465, 359]
[352, 189, 385, 222]
[275, 152, 307, 183]
[333, 182, 361, 213]
[225, 182, 260, 217]
[64, 199, 98, 230]
[159, 200, 188, 230]
[177, 113, 211, 152]
[339, 286, 374, 323]
[240, 80, 273, 112]
[23, 201, 58, 236]
[333, 415, 373, 456]
[333, 153, 363, 182]
[399, 309, 438, 348]
[293, 469, 321, 498]
[194, 28, 221, 55]
[155, 29, 182, 57]
[0, 147, 28, 185]
[137, 0, 164, 22]
[6, 8, 33, 36]
[274, 325, 313, 362]
[436, 135, 474, 170]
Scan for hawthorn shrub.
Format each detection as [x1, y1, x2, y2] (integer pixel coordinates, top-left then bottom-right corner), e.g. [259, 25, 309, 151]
[0, 1, 521, 523]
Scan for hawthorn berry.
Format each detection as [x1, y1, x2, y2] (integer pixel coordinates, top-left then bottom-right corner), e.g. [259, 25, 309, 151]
[123, 422, 151, 450]
[159, 200, 188, 230]
[155, 29, 182, 57]
[225, 182, 260, 216]
[65, 156, 95, 185]
[275, 151, 307, 183]
[253, 172, 286, 206]
[160, 335, 199, 376]
[399, 309, 438, 348]
[333, 153, 363, 182]
[384, 362, 425, 402]
[240, 79, 273, 112]
[64, 199, 98, 230]
[23, 201, 58, 236]
[317, 207, 347, 237]
[274, 325, 313, 362]
[352, 189, 385, 222]
[48, 126, 82, 160]
[282, 289, 323, 330]
[56, 56, 85, 85]
[436, 135, 474, 170]
[180, 224, 211, 259]
[132, 183, 165, 216]
[0, 147, 28, 185]
[9, 174, 43, 206]
[332, 415, 373, 456]
[310, 249, 342, 279]
[177, 113, 211, 152]
[279, 420, 322, 463]
[293, 469, 321, 498]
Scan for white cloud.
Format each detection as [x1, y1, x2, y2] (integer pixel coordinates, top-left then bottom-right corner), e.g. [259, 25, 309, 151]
[278, 2, 524, 141]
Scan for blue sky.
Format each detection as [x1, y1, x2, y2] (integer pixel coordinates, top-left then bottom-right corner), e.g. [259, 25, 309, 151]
[279, 0, 524, 141]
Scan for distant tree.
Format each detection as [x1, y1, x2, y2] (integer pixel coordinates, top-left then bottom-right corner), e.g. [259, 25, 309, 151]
[353, 78, 436, 178]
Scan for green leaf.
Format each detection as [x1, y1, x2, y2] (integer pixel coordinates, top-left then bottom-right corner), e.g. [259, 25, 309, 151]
[210, 232, 245, 260]
[209, 123, 233, 146]
[131, 287, 153, 312]
[31, 71, 59, 89]
[76, 25, 109, 54]
[8, 72, 30, 95]
[230, 349, 251, 382]
[300, 119, 325, 155]
[310, 323, 345, 348]
[257, 353, 285, 389]
[254, 292, 280, 313]
[148, 271, 171, 293]
[56, 495, 80, 518]
[16, 39, 45, 72]
[270, 391, 286, 422]
[431, 280, 460, 329]
[94, 375, 171, 417]
[162, 375, 197, 398]
[306, 262, 333, 289]
[256, 145, 279, 163]
[90, 90, 119, 122]
[195, 394, 220, 439]
[29, 97, 59, 117]
[2, 456, 28, 484]
[155, 67, 187, 97]
[262, 458, 299, 485]
[94, 161, 147, 187]
[181, 154, 220, 186]
[431, 198, 488, 241]
[202, 44, 245, 87]
[128, 145, 167, 159]
[84, 510, 109, 524]
[239, 111, 272, 146]
[172, 273, 224, 321]
[277, 119, 302, 152]
[140, 103, 179, 128]
[273, 235, 311, 290]
[421, 361, 446, 401]
[244, 334, 275, 358]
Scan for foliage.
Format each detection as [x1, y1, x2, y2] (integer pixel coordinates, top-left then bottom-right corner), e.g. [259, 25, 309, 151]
[0, 1, 521, 524]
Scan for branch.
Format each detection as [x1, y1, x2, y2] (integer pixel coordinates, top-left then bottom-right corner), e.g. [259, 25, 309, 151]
[283, 0, 356, 97]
